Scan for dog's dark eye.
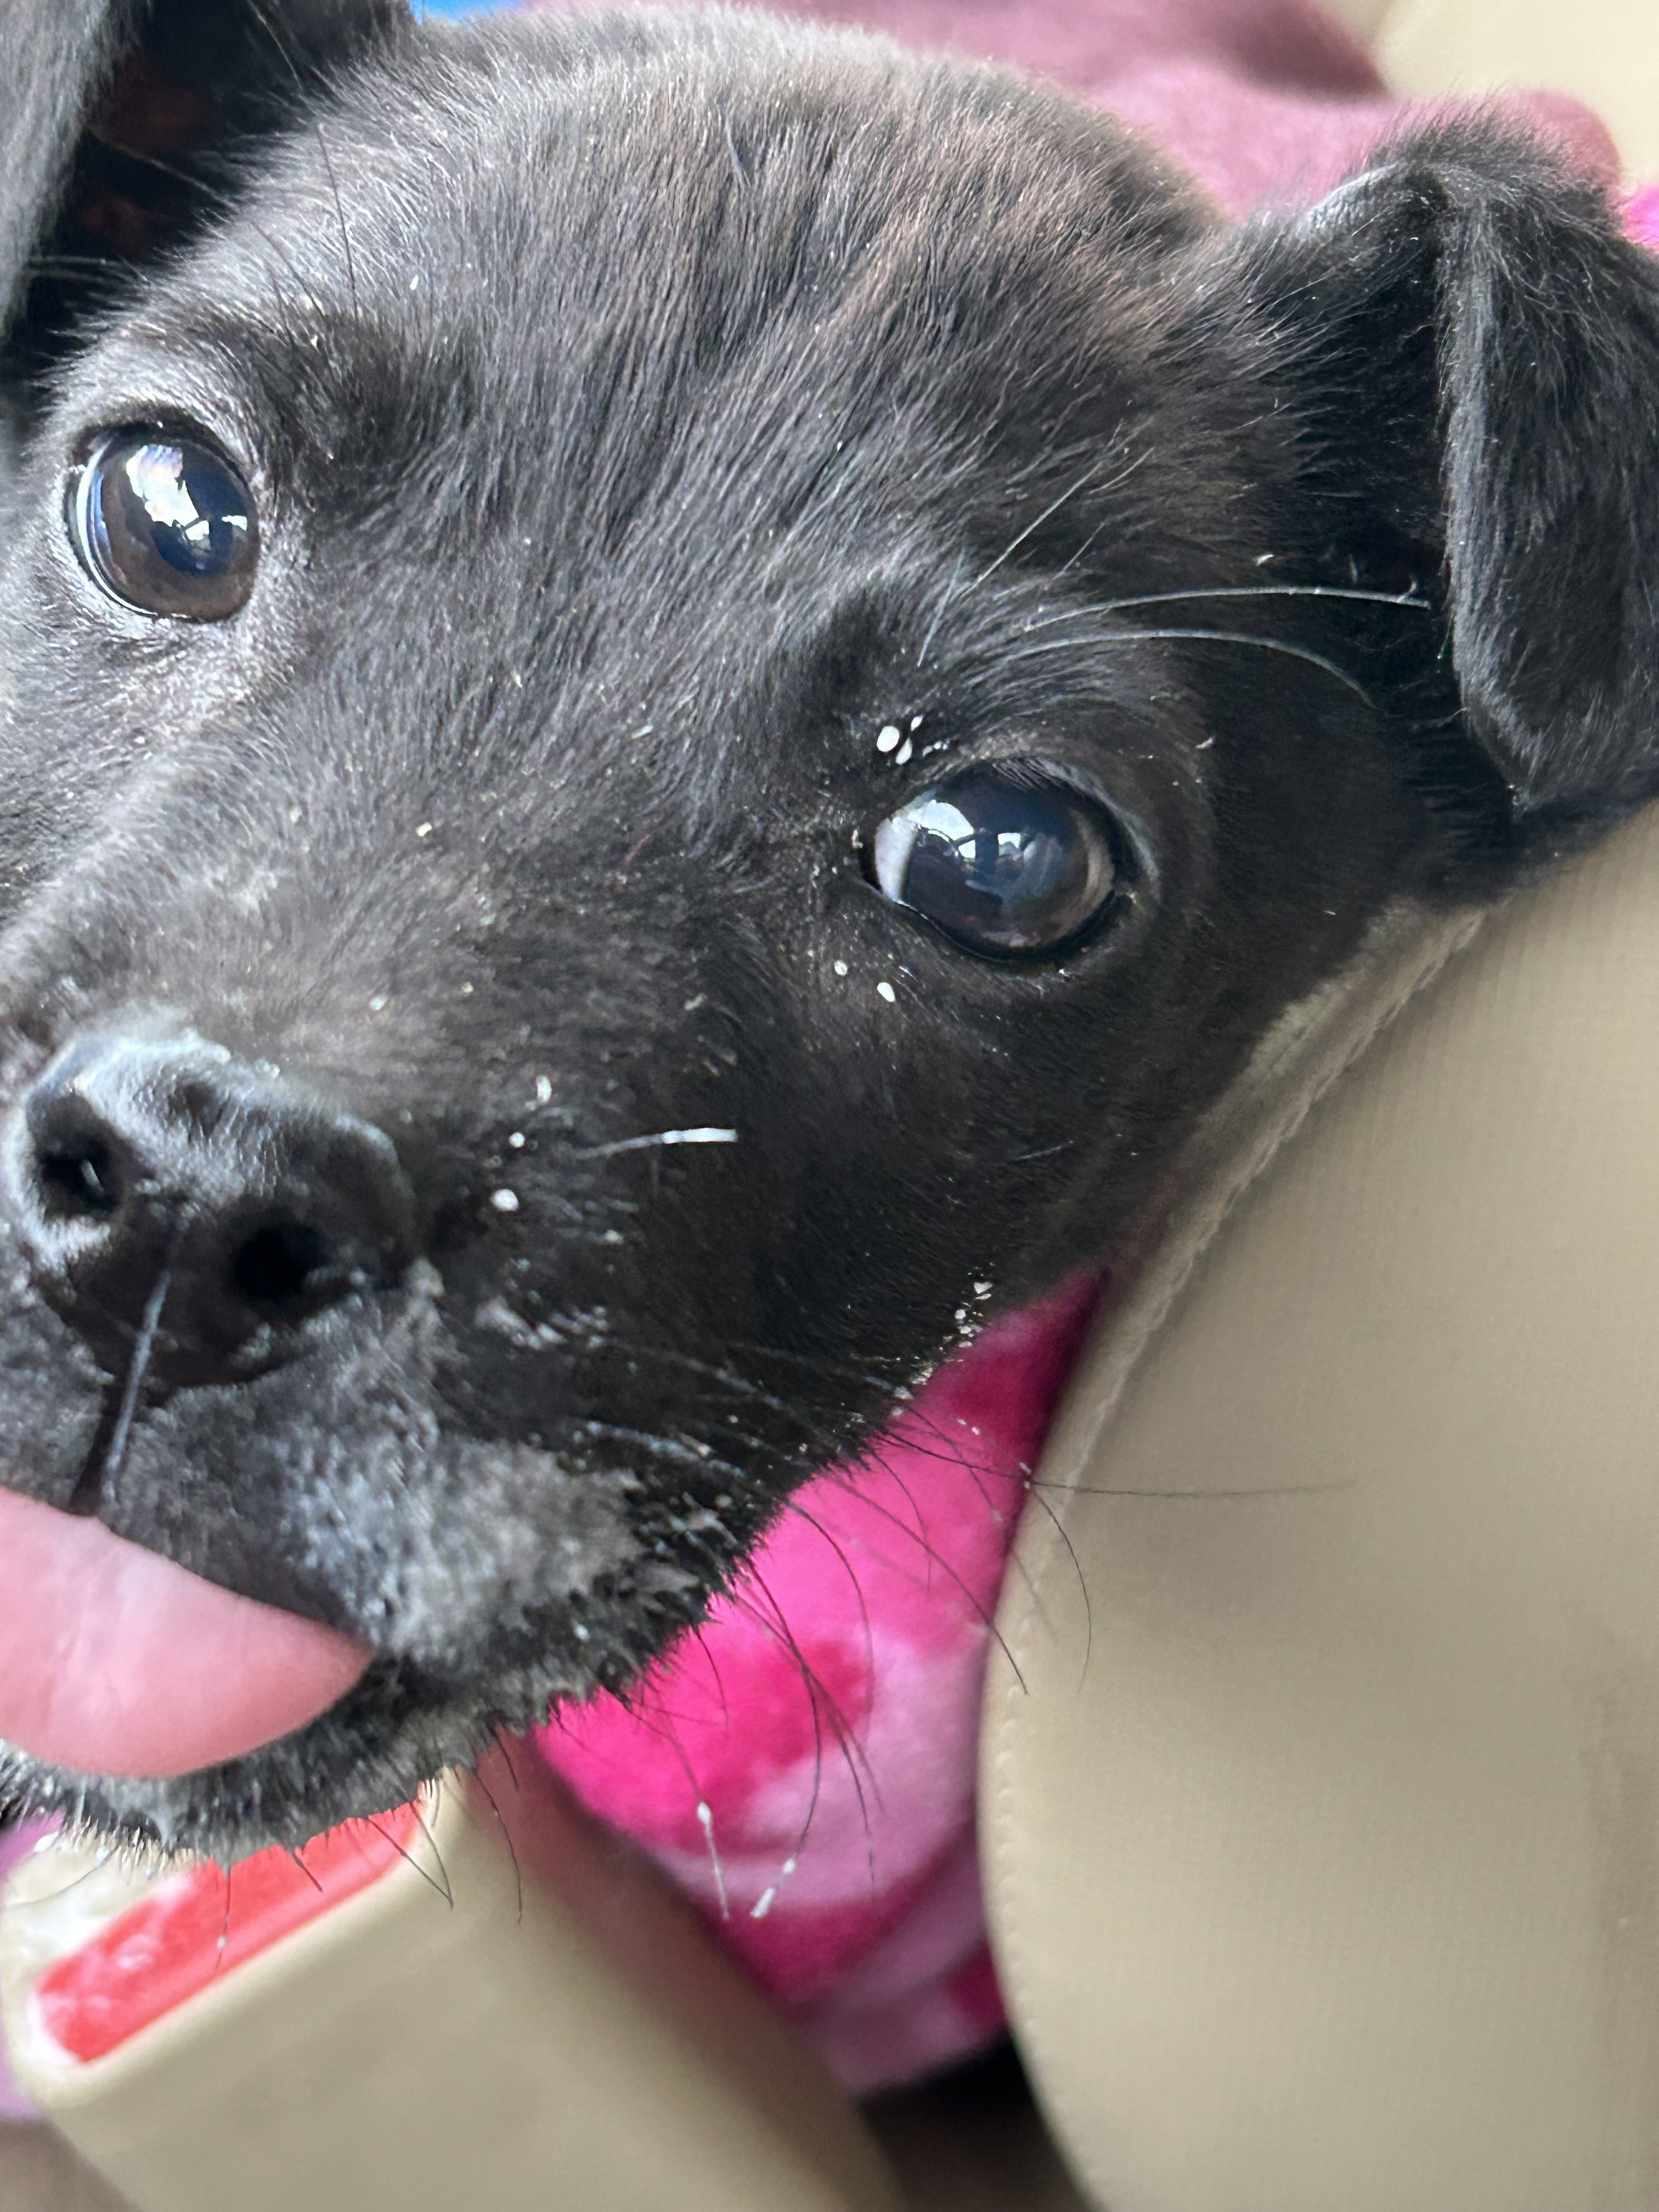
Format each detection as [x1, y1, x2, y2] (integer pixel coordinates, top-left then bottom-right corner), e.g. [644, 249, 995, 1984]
[71, 429, 258, 620]
[868, 766, 1121, 957]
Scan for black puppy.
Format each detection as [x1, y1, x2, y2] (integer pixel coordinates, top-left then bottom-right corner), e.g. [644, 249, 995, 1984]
[2, 0, 1658, 1863]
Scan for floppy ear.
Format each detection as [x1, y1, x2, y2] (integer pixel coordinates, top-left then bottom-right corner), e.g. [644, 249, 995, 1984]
[1222, 122, 1659, 865]
[2, 0, 407, 390]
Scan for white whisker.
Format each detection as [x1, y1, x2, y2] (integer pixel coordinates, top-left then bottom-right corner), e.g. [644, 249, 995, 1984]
[580, 1126, 738, 1158]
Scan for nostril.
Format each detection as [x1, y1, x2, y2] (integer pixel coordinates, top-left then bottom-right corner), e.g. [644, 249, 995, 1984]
[36, 1136, 121, 1222]
[232, 1220, 337, 1312]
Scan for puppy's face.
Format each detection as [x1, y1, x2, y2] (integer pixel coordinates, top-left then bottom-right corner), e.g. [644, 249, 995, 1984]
[1, 4, 1656, 1857]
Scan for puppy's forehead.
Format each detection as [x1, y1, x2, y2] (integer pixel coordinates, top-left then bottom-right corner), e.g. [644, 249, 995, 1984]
[122, 22, 1199, 475]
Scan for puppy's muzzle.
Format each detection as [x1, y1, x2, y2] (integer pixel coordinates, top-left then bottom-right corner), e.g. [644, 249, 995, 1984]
[3, 1032, 415, 1392]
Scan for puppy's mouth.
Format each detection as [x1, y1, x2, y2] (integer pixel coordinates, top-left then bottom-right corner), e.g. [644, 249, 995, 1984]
[0, 1486, 370, 1778]
[0, 1026, 913, 1848]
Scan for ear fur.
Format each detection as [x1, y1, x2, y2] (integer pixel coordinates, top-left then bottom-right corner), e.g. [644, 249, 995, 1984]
[1223, 122, 1659, 864]
[2, 0, 407, 385]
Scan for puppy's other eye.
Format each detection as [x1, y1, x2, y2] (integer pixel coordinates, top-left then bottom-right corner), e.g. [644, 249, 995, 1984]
[71, 429, 258, 620]
[868, 766, 1121, 957]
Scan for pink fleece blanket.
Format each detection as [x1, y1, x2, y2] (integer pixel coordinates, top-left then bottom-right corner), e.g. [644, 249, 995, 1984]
[0, 0, 1626, 2125]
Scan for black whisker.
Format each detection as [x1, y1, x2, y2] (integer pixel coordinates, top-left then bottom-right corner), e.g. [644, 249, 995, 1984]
[466, 1767, 523, 1922]
[776, 1493, 878, 1690]
[365, 1814, 453, 1906]
[814, 1458, 1028, 1696]
[1027, 1476, 1359, 1500]
[736, 1566, 881, 1881]
[314, 123, 359, 319]
[1017, 1480, 1093, 1683]
[244, 0, 307, 92]
[971, 459, 1105, 590]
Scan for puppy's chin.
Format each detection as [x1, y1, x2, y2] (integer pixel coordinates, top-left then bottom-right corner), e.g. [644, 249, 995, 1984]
[2, 1668, 440, 1864]
[0, 1632, 566, 1865]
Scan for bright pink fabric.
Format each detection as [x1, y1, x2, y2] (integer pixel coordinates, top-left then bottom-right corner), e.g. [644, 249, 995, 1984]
[533, 1283, 1099, 2089]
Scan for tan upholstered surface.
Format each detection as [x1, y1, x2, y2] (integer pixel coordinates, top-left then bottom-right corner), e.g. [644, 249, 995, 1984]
[1376, 0, 1659, 174]
[985, 803, 1659, 2212]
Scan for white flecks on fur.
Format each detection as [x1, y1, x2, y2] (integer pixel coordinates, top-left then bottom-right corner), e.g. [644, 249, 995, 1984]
[682, 994, 707, 1013]
[876, 724, 901, 753]
[876, 980, 896, 1003]
[415, 821, 433, 839]
[535, 1075, 554, 1104]
[573, 1623, 590, 1641]
[973, 1281, 993, 1297]
[910, 714, 924, 731]
[833, 959, 849, 977]
[476, 1298, 563, 1351]
[508, 1131, 526, 1149]
[368, 995, 388, 1013]
[894, 736, 913, 765]
[490, 1188, 520, 1213]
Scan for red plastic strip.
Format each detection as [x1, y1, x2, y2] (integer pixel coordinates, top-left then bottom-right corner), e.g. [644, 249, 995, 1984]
[34, 1801, 425, 2063]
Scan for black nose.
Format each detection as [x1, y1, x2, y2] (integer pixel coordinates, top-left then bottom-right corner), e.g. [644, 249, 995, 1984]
[3, 1034, 415, 1386]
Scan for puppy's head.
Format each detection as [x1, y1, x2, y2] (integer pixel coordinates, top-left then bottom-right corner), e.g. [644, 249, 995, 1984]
[2, 0, 1657, 1857]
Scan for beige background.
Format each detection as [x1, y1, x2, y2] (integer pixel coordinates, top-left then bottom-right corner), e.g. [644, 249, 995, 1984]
[1333, 0, 1659, 175]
